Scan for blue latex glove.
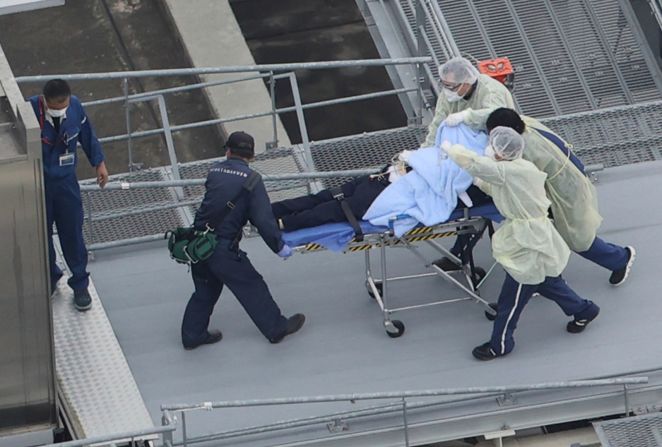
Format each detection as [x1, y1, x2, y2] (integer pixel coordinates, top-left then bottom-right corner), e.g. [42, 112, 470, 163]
[277, 244, 293, 259]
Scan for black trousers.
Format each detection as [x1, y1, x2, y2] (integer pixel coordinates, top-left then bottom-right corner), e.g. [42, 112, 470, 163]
[449, 185, 493, 257]
[272, 176, 388, 231]
[272, 175, 492, 232]
[181, 241, 288, 345]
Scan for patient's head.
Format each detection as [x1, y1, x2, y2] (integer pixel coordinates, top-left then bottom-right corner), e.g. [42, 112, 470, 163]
[486, 108, 525, 134]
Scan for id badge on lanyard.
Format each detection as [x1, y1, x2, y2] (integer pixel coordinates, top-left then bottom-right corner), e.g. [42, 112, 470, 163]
[59, 152, 75, 166]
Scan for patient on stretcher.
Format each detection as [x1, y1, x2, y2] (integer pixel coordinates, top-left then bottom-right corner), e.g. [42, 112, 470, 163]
[273, 164, 399, 232]
[272, 124, 492, 234]
[272, 172, 490, 232]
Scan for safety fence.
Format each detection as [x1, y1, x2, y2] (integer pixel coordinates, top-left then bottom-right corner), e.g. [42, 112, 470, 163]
[16, 58, 430, 250]
[45, 378, 647, 447]
[70, 97, 662, 251]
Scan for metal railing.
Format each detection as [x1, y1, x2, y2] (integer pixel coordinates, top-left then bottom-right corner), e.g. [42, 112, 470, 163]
[17, 57, 430, 172]
[647, 0, 662, 33]
[35, 378, 647, 447]
[40, 426, 176, 447]
[15, 56, 431, 251]
[158, 377, 648, 447]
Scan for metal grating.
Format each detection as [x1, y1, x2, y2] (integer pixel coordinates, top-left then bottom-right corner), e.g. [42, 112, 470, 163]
[549, 0, 630, 109]
[473, 0, 559, 116]
[79, 99, 662, 247]
[395, 0, 662, 117]
[594, 412, 662, 446]
[510, 0, 593, 114]
[80, 170, 184, 246]
[592, 0, 661, 104]
[309, 126, 425, 188]
[178, 147, 310, 201]
[541, 100, 662, 167]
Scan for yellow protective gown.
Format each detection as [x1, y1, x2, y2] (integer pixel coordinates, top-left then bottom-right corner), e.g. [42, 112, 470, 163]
[518, 116, 602, 252]
[461, 112, 603, 252]
[445, 144, 570, 285]
[423, 74, 515, 147]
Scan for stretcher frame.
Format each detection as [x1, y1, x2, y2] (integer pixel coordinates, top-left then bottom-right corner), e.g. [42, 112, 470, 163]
[293, 212, 498, 337]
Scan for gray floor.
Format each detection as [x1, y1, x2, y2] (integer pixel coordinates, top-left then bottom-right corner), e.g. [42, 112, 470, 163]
[88, 160, 662, 445]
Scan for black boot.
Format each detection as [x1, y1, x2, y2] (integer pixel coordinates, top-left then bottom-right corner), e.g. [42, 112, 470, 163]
[183, 330, 223, 350]
[73, 288, 92, 312]
[270, 314, 306, 344]
[432, 257, 462, 271]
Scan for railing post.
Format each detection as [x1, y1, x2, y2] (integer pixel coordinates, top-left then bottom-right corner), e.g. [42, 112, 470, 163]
[153, 95, 185, 201]
[122, 77, 134, 172]
[181, 411, 187, 447]
[267, 71, 278, 150]
[646, 0, 662, 31]
[401, 397, 410, 447]
[414, 0, 425, 125]
[623, 384, 630, 416]
[161, 410, 175, 447]
[287, 72, 314, 171]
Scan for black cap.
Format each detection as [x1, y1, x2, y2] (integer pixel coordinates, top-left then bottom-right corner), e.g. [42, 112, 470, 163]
[224, 131, 255, 158]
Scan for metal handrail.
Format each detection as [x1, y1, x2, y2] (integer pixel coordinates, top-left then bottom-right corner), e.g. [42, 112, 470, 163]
[646, 0, 662, 41]
[160, 377, 648, 447]
[161, 378, 647, 411]
[79, 168, 379, 192]
[96, 86, 418, 144]
[14, 58, 432, 82]
[40, 426, 175, 447]
[51, 57, 430, 249]
[82, 74, 271, 107]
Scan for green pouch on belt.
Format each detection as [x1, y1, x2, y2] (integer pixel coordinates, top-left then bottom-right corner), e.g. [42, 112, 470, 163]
[165, 226, 218, 265]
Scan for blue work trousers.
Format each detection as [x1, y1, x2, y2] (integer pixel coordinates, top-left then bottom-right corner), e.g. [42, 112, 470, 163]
[489, 274, 596, 355]
[45, 175, 89, 291]
[181, 241, 288, 345]
[577, 237, 629, 271]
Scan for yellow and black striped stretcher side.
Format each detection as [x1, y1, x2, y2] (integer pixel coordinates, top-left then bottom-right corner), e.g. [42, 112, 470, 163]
[296, 225, 460, 253]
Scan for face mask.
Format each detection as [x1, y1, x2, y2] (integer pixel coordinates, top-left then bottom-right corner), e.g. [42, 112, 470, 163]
[47, 107, 67, 118]
[443, 88, 463, 103]
[484, 145, 497, 160]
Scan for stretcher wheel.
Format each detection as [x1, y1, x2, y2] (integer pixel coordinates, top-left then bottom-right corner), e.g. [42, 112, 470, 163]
[366, 281, 383, 299]
[485, 303, 498, 321]
[385, 320, 405, 338]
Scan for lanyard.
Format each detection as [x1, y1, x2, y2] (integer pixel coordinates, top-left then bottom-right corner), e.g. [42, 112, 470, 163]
[532, 127, 585, 176]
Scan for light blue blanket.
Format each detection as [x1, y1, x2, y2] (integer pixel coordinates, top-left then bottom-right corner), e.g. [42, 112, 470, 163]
[363, 124, 488, 236]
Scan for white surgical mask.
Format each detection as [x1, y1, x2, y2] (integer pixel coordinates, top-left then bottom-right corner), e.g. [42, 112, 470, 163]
[47, 107, 67, 118]
[443, 88, 463, 103]
[484, 144, 497, 160]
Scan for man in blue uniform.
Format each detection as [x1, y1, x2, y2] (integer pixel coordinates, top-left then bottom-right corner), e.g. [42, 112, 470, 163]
[181, 131, 305, 350]
[30, 79, 108, 311]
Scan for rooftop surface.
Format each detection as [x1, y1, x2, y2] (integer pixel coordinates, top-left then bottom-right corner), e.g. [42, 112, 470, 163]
[81, 159, 662, 446]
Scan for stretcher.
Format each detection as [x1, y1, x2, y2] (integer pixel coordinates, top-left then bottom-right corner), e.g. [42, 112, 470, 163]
[282, 204, 502, 337]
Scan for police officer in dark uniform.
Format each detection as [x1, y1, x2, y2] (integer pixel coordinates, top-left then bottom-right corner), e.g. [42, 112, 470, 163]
[29, 79, 108, 311]
[181, 131, 305, 350]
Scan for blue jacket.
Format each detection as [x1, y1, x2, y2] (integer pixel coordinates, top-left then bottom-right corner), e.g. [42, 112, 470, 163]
[29, 95, 105, 180]
[194, 157, 284, 253]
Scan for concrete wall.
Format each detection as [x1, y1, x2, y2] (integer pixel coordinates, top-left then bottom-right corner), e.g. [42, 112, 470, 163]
[162, 0, 291, 153]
